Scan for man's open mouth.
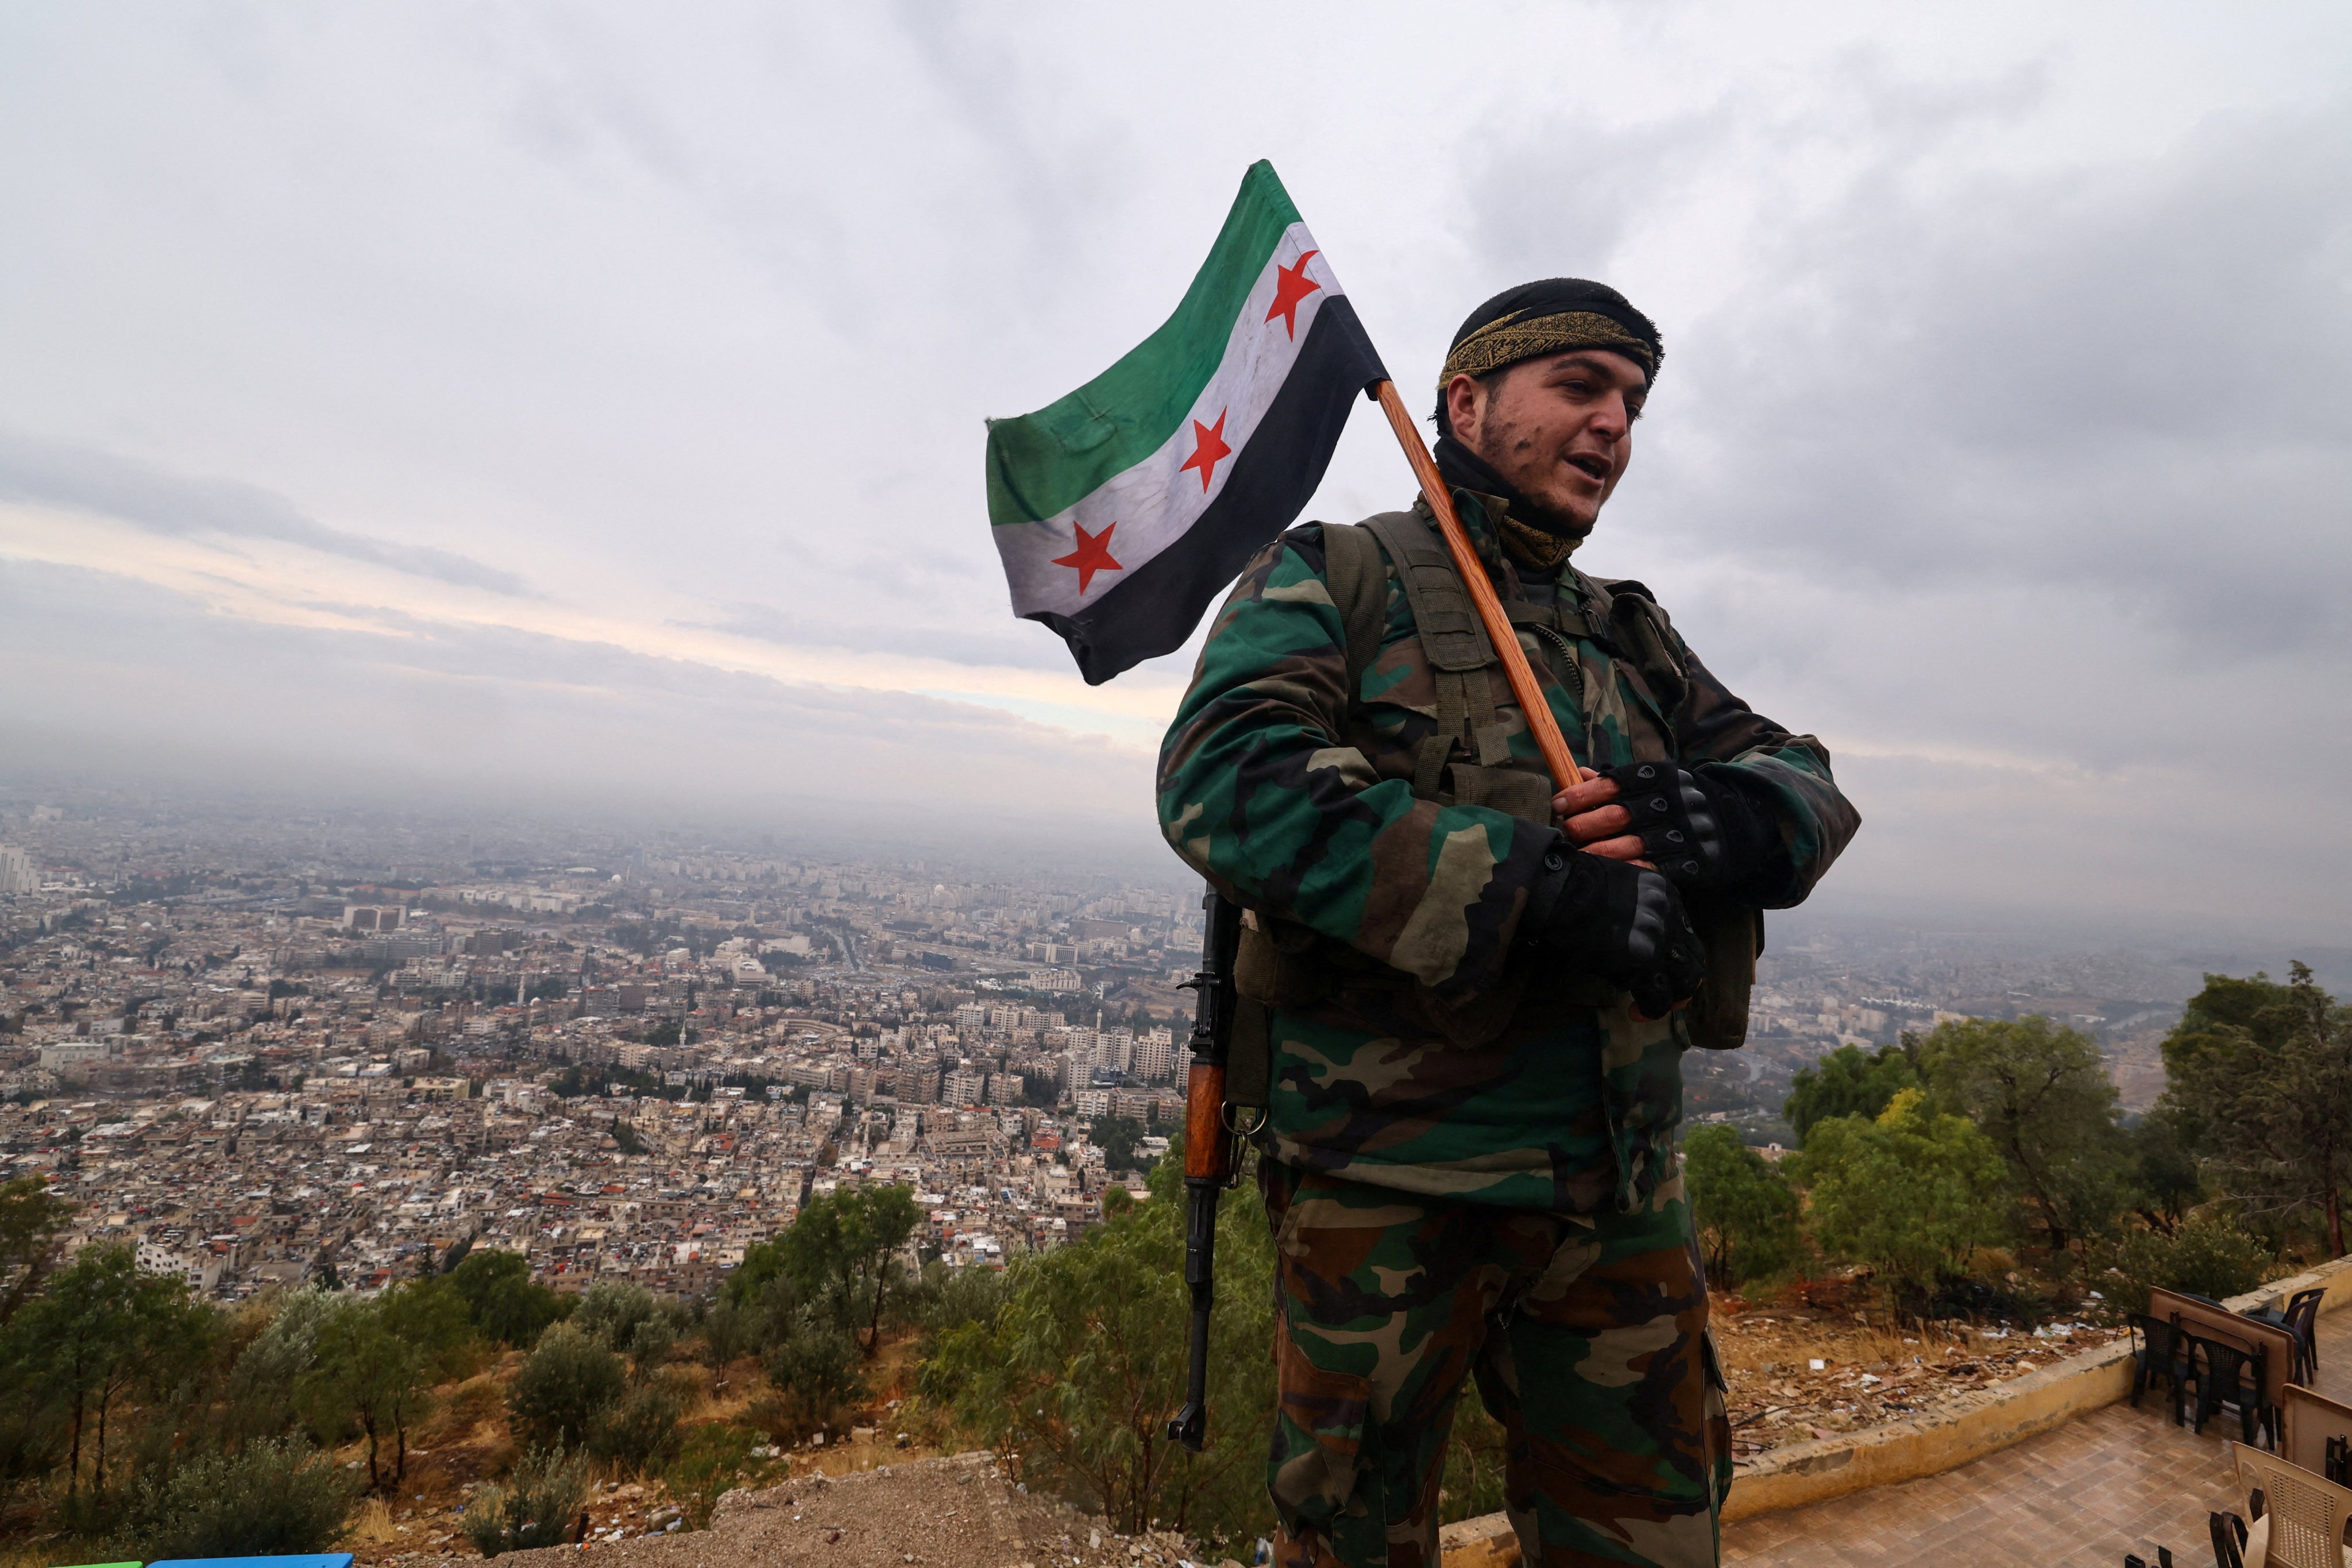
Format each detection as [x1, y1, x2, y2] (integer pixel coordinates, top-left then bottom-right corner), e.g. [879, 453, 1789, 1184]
[1567, 455, 1609, 481]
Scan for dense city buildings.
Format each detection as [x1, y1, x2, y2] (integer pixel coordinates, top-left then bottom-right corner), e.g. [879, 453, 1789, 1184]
[0, 789, 2214, 1302]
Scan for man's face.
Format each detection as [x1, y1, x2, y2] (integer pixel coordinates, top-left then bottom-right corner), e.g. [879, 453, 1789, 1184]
[1447, 348, 1648, 536]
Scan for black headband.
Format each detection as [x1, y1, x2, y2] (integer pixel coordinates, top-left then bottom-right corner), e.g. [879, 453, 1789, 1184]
[1437, 278, 1662, 398]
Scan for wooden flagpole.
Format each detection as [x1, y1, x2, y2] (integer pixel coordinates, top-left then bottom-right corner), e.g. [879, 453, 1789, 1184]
[1372, 380, 1584, 792]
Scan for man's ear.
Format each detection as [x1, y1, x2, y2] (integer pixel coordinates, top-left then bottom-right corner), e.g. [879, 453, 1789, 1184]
[1443, 373, 1484, 443]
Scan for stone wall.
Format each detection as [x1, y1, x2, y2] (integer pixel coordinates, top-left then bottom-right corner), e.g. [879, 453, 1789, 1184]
[1438, 1254, 2352, 1566]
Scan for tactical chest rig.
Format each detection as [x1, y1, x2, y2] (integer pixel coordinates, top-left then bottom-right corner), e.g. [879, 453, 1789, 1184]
[1224, 504, 1760, 1115]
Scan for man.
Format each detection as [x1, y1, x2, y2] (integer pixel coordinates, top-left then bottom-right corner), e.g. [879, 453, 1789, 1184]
[1156, 279, 1859, 1568]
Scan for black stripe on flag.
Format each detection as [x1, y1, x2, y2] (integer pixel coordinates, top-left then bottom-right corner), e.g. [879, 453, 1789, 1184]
[1030, 296, 1388, 686]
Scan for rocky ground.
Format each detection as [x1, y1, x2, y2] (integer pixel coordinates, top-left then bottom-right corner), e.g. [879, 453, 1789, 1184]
[369, 1453, 1230, 1568]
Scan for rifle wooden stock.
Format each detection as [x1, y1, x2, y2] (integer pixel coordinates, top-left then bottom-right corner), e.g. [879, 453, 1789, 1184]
[1183, 1059, 1234, 1181]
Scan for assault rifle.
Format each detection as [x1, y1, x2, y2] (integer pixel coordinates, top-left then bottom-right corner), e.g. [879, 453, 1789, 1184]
[1167, 886, 1245, 1454]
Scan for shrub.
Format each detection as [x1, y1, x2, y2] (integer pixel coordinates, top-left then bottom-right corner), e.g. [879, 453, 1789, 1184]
[572, 1281, 666, 1353]
[448, 1251, 573, 1349]
[920, 1140, 1274, 1547]
[910, 1259, 1009, 1339]
[758, 1325, 865, 1442]
[664, 1423, 762, 1530]
[223, 1289, 336, 1443]
[1683, 1125, 1803, 1288]
[1437, 1396, 1509, 1527]
[2102, 1204, 2277, 1315]
[627, 1315, 678, 1370]
[117, 1438, 353, 1559]
[507, 1323, 625, 1449]
[589, 1378, 686, 1475]
[462, 1444, 589, 1558]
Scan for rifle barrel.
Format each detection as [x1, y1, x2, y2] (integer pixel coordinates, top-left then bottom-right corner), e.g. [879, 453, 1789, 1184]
[1168, 887, 1243, 1452]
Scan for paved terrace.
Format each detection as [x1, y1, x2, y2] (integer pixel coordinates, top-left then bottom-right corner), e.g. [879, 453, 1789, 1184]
[1722, 1304, 2352, 1567]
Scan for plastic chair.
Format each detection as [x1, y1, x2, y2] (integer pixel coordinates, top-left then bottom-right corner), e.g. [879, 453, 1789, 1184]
[2248, 1289, 2327, 1385]
[2233, 1445, 2352, 1567]
[2215, 1509, 2248, 1568]
[2193, 1334, 2269, 1446]
[2287, 1290, 2327, 1381]
[2134, 1312, 2192, 1423]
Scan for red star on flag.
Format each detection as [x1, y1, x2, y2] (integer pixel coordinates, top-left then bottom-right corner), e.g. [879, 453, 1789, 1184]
[1178, 409, 1233, 492]
[1052, 520, 1123, 594]
[1264, 249, 1322, 339]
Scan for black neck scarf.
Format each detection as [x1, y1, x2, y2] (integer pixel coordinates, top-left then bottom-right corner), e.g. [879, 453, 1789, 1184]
[1432, 434, 1586, 573]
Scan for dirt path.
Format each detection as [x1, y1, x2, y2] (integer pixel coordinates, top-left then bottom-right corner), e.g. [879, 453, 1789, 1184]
[399, 1452, 1229, 1568]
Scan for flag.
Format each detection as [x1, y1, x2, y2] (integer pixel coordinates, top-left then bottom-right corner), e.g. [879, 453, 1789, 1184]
[985, 161, 1388, 685]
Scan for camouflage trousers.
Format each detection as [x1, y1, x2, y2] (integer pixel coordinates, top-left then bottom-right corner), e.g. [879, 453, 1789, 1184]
[1260, 1157, 1732, 1568]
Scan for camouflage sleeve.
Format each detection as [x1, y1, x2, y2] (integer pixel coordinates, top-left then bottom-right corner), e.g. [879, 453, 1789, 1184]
[1157, 524, 1557, 999]
[1667, 625, 1860, 909]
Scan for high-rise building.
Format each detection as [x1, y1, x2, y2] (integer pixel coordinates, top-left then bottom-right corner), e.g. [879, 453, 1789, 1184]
[0, 845, 35, 895]
[1133, 1028, 1176, 1083]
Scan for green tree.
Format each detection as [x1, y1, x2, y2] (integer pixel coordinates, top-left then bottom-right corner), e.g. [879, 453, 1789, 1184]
[448, 1250, 573, 1348]
[0, 1176, 71, 1327]
[2125, 1107, 2205, 1233]
[1683, 1126, 1801, 1289]
[302, 1298, 427, 1492]
[1914, 1015, 2127, 1252]
[1087, 1114, 1150, 1175]
[1785, 1043, 1918, 1143]
[921, 1140, 1272, 1546]
[2157, 964, 2352, 1256]
[221, 1288, 335, 1446]
[507, 1322, 625, 1450]
[10, 1243, 210, 1500]
[775, 1184, 922, 1356]
[379, 1275, 479, 1381]
[1791, 1090, 2013, 1303]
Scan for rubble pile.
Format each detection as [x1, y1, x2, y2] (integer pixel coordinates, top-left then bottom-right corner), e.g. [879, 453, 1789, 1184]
[1714, 1311, 2126, 1454]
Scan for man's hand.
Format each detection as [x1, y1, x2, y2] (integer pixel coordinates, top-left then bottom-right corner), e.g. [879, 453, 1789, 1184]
[1521, 840, 1706, 1019]
[1552, 774, 1646, 862]
[1558, 763, 1772, 893]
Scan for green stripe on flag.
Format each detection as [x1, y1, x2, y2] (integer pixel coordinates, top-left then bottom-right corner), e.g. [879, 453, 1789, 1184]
[983, 160, 1302, 527]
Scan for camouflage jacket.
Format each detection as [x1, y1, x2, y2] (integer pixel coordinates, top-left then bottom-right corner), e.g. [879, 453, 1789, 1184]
[1156, 487, 1860, 1211]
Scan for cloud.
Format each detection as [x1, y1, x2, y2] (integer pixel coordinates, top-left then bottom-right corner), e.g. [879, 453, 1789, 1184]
[0, 557, 1152, 827]
[1448, 58, 2352, 932]
[688, 601, 1077, 675]
[0, 430, 531, 596]
[1652, 102, 2352, 650]
[2, 4, 2350, 941]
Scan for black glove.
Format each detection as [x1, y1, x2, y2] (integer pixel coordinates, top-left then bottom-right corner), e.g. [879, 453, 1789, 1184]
[1522, 840, 1706, 1018]
[1598, 762, 1772, 893]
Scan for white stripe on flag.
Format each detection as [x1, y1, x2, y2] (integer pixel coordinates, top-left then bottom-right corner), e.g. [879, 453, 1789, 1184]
[993, 223, 1343, 616]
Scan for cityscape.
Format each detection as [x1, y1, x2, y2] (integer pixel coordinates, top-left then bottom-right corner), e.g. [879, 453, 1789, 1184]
[0, 782, 2278, 1311]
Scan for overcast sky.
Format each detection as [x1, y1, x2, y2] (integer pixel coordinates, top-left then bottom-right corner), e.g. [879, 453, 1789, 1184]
[2, 2, 2347, 940]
